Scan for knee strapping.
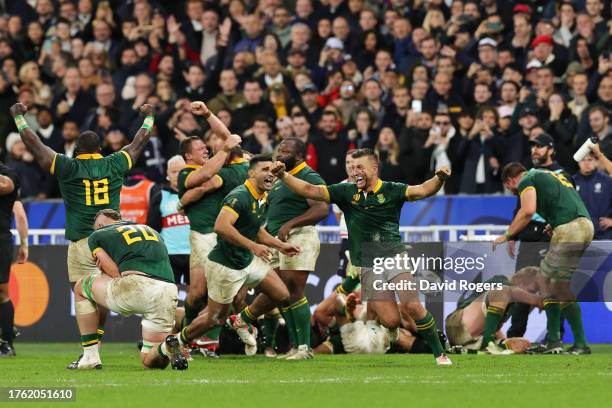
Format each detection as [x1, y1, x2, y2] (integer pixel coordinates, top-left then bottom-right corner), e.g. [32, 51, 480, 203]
[76, 299, 98, 315]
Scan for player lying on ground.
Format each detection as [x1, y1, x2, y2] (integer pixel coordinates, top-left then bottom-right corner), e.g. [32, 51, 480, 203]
[172, 155, 299, 350]
[494, 163, 594, 354]
[10, 102, 156, 367]
[445, 267, 542, 354]
[71, 209, 187, 370]
[312, 287, 440, 355]
[230, 137, 329, 360]
[271, 148, 453, 365]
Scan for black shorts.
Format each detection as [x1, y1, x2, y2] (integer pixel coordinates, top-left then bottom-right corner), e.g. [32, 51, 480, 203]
[0, 237, 14, 284]
[169, 254, 190, 285]
[337, 238, 350, 277]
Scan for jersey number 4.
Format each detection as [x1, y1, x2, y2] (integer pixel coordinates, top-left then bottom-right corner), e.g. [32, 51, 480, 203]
[83, 178, 110, 206]
[117, 225, 159, 245]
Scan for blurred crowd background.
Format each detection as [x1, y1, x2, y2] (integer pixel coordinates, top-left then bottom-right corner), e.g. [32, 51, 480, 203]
[0, 0, 611, 199]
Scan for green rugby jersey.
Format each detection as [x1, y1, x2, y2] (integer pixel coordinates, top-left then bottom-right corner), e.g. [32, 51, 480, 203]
[88, 221, 174, 282]
[208, 180, 268, 270]
[51, 151, 132, 241]
[324, 179, 409, 267]
[266, 162, 325, 236]
[178, 159, 249, 234]
[518, 169, 590, 229]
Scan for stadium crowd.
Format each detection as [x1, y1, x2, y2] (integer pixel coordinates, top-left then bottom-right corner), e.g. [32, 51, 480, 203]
[0, 0, 611, 198]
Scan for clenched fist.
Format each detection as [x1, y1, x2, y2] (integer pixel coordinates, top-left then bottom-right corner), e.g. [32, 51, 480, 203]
[10, 103, 27, 118]
[271, 161, 287, 178]
[139, 104, 155, 117]
[191, 101, 210, 116]
[435, 166, 451, 182]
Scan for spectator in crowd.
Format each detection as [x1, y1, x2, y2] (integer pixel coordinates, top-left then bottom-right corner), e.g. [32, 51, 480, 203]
[207, 69, 246, 114]
[4, 132, 48, 199]
[375, 127, 405, 182]
[291, 112, 314, 144]
[574, 152, 612, 240]
[233, 78, 276, 133]
[35, 107, 62, 152]
[347, 108, 376, 149]
[541, 92, 579, 173]
[307, 110, 354, 184]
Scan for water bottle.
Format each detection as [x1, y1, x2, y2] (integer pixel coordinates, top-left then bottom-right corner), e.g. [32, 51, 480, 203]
[573, 136, 599, 162]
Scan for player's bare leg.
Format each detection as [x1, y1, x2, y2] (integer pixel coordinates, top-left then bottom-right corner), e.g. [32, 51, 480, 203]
[141, 329, 187, 370]
[183, 265, 207, 326]
[178, 299, 232, 346]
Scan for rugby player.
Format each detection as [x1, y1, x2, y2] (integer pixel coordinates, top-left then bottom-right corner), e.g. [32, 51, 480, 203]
[494, 163, 594, 354]
[173, 155, 299, 349]
[271, 148, 453, 365]
[235, 138, 328, 359]
[10, 102, 156, 366]
[71, 209, 186, 370]
[445, 267, 542, 354]
[177, 101, 245, 333]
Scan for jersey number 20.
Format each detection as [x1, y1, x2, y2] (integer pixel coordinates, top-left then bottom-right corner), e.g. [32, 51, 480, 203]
[117, 225, 159, 245]
[83, 178, 110, 206]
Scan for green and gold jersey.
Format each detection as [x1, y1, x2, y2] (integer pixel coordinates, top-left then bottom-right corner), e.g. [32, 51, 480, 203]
[266, 162, 326, 236]
[88, 221, 174, 282]
[324, 179, 409, 267]
[208, 180, 268, 270]
[52, 151, 132, 241]
[517, 169, 590, 229]
[178, 159, 249, 234]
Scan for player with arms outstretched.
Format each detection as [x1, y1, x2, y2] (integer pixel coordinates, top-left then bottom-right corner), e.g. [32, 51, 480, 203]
[271, 149, 453, 365]
[9, 102, 156, 366]
[71, 209, 185, 370]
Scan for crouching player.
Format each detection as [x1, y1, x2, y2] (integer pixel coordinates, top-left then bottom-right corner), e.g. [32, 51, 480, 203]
[445, 267, 542, 354]
[70, 209, 187, 370]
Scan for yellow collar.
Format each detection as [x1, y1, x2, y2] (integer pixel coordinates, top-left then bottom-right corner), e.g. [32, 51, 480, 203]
[185, 164, 202, 169]
[229, 157, 248, 165]
[358, 178, 383, 194]
[288, 161, 307, 175]
[76, 153, 103, 160]
[245, 179, 263, 200]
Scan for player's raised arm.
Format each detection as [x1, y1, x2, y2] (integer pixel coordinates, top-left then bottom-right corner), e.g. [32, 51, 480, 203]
[0, 174, 15, 195]
[272, 161, 329, 202]
[405, 167, 451, 201]
[191, 101, 231, 140]
[9, 103, 56, 171]
[122, 104, 156, 164]
[184, 134, 241, 189]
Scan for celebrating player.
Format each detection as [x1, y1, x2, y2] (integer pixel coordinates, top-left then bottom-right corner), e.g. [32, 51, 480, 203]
[271, 148, 453, 365]
[494, 163, 594, 354]
[235, 137, 328, 359]
[10, 102, 156, 366]
[445, 267, 542, 354]
[177, 102, 245, 332]
[173, 154, 299, 349]
[71, 209, 185, 370]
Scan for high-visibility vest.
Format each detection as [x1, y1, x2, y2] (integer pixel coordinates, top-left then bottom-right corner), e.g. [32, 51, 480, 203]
[120, 178, 154, 224]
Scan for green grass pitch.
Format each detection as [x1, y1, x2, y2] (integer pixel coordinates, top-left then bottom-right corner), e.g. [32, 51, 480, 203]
[2, 343, 612, 408]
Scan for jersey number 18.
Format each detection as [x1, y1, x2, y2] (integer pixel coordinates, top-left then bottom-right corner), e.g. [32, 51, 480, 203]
[83, 178, 110, 206]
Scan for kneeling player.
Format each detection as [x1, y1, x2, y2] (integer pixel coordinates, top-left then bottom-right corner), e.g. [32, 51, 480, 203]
[445, 267, 542, 354]
[71, 209, 186, 370]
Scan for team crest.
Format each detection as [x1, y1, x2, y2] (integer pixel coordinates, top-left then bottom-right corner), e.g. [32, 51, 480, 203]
[377, 194, 385, 203]
[353, 193, 360, 201]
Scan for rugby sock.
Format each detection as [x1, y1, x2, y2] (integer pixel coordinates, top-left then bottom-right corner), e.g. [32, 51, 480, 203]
[561, 302, 587, 348]
[158, 342, 169, 358]
[543, 298, 561, 342]
[280, 305, 298, 348]
[178, 328, 190, 346]
[261, 314, 279, 349]
[81, 333, 99, 359]
[204, 326, 221, 341]
[239, 306, 257, 326]
[415, 312, 444, 358]
[481, 306, 505, 347]
[0, 301, 15, 345]
[336, 276, 360, 295]
[291, 297, 311, 347]
[410, 337, 432, 354]
[183, 302, 199, 326]
[96, 327, 105, 342]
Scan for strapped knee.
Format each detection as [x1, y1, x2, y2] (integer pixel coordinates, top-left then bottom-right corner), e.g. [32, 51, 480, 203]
[75, 299, 98, 315]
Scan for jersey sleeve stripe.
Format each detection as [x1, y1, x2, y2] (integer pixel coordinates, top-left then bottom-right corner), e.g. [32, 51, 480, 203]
[50, 154, 58, 175]
[405, 185, 413, 201]
[321, 185, 330, 203]
[92, 247, 103, 256]
[120, 150, 133, 170]
[222, 205, 239, 219]
[214, 174, 224, 186]
[519, 186, 535, 196]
